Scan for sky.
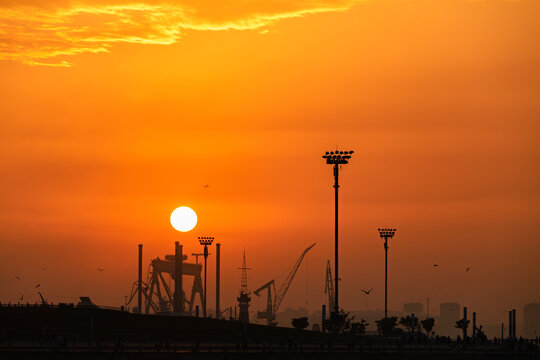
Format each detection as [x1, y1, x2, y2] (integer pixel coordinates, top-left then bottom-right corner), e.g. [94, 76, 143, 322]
[1, 0, 539, 334]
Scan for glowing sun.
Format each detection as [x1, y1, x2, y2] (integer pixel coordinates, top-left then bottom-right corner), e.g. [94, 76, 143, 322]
[170, 206, 197, 232]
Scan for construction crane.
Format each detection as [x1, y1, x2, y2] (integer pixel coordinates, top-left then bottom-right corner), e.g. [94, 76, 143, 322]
[325, 260, 335, 311]
[253, 243, 316, 326]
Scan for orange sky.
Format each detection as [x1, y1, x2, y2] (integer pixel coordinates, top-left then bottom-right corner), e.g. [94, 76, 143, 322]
[1, 0, 539, 333]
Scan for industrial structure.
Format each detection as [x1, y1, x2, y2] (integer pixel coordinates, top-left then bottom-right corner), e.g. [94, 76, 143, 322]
[324, 260, 335, 311]
[127, 244, 204, 315]
[237, 250, 251, 324]
[403, 302, 423, 315]
[524, 303, 540, 339]
[254, 243, 316, 326]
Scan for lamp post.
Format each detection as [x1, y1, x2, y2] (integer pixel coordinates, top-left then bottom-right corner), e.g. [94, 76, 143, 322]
[198, 236, 213, 317]
[378, 228, 396, 319]
[322, 150, 354, 320]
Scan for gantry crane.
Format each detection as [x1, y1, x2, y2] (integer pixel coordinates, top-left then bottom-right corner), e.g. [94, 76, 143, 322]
[126, 254, 203, 314]
[325, 260, 335, 311]
[253, 243, 316, 326]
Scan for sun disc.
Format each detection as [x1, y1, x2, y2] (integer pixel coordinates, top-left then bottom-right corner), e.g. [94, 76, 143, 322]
[170, 206, 197, 232]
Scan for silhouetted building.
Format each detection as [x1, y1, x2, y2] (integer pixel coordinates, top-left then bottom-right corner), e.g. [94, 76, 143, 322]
[403, 302, 423, 316]
[439, 303, 460, 337]
[524, 303, 540, 339]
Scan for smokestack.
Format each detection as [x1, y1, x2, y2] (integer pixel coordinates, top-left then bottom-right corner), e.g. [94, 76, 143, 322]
[512, 309, 516, 339]
[473, 312, 477, 340]
[174, 241, 183, 313]
[216, 243, 221, 319]
[509, 310, 513, 340]
[138, 244, 143, 314]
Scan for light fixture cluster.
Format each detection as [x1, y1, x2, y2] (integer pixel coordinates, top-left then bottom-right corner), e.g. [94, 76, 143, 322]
[198, 236, 214, 245]
[378, 228, 396, 238]
[322, 150, 354, 165]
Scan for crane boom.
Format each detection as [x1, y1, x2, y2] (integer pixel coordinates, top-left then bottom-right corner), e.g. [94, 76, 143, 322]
[254, 243, 316, 326]
[325, 260, 335, 310]
[274, 243, 316, 313]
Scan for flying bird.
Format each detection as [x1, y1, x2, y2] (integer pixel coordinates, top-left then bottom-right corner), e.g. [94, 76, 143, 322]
[203, 184, 210, 188]
[466, 267, 471, 272]
[35, 284, 40, 288]
[20, 295, 23, 301]
[15, 276, 21, 281]
[97, 268, 105, 272]
[361, 288, 373, 295]
[433, 264, 439, 267]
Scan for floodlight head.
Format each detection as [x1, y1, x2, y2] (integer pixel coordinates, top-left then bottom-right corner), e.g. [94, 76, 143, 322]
[323, 149, 354, 165]
[378, 228, 396, 238]
[198, 236, 214, 246]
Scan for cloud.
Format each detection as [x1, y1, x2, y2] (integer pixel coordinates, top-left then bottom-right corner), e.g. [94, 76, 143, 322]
[0, 1, 360, 66]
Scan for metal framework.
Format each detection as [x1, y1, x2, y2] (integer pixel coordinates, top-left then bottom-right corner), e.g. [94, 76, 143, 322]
[254, 243, 316, 326]
[127, 255, 203, 314]
[324, 260, 335, 311]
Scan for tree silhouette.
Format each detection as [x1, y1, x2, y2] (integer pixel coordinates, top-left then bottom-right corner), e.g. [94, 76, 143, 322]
[475, 325, 488, 343]
[421, 318, 435, 336]
[350, 319, 369, 335]
[399, 315, 420, 333]
[323, 309, 353, 335]
[455, 318, 470, 340]
[291, 317, 309, 330]
[376, 317, 398, 337]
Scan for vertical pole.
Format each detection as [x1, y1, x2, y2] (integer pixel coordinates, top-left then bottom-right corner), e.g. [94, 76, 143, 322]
[512, 309, 516, 339]
[384, 237, 388, 319]
[509, 311, 513, 340]
[216, 243, 221, 319]
[501, 322, 504, 340]
[322, 304, 326, 333]
[138, 244, 143, 314]
[203, 245, 208, 317]
[463, 307, 468, 340]
[333, 164, 339, 317]
[174, 242, 183, 313]
[473, 312, 477, 341]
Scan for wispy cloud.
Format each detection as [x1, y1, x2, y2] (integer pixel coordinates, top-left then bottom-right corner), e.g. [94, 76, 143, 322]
[0, 1, 360, 66]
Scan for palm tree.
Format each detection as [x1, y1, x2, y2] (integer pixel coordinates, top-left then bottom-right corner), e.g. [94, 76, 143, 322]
[455, 318, 470, 340]
[421, 318, 435, 336]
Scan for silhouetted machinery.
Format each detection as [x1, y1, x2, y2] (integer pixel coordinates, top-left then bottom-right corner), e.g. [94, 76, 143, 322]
[253, 243, 316, 326]
[325, 260, 335, 311]
[127, 254, 203, 314]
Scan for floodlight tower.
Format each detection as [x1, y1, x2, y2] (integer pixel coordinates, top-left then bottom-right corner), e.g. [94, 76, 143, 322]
[198, 236, 214, 317]
[378, 228, 396, 319]
[322, 150, 354, 319]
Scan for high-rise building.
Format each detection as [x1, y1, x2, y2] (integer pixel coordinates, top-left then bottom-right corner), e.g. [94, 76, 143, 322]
[524, 303, 540, 339]
[439, 303, 460, 337]
[403, 302, 424, 316]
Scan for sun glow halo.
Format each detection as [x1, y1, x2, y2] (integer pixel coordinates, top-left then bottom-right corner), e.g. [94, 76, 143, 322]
[170, 206, 197, 232]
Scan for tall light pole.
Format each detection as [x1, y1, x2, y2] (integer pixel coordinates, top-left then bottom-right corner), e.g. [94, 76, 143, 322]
[378, 228, 396, 319]
[198, 236, 213, 317]
[322, 150, 353, 320]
